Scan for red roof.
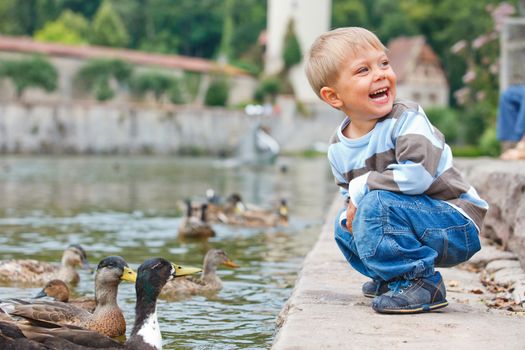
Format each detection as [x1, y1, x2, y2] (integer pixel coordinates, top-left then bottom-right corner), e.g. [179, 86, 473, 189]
[0, 35, 248, 76]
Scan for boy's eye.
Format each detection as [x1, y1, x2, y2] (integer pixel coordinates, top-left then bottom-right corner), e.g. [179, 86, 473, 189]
[356, 67, 368, 74]
[380, 60, 390, 68]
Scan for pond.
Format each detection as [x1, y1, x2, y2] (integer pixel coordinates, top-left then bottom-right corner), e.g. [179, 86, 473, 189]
[0, 155, 335, 349]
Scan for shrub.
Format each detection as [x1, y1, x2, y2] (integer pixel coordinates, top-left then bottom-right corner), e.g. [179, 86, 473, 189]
[0, 56, 58, 98]
[75, 59, 133, 101]
[425, 107, 460, 144]
[204, 78, 229, 106]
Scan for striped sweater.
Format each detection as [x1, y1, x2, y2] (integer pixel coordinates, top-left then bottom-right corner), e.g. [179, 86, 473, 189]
[328, 100, 488, 230]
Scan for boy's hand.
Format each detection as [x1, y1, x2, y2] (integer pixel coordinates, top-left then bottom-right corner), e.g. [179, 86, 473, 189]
[346, 202, 356, 232]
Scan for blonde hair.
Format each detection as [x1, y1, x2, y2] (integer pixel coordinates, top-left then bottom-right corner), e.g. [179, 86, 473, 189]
[305, 27, 386, 99]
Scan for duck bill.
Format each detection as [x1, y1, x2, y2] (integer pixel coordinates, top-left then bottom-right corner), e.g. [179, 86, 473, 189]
[33, 289, 47, 299]
[172, 264, 202, 277]
[222, 259, 240, 268]
[121, 266, 138, 282]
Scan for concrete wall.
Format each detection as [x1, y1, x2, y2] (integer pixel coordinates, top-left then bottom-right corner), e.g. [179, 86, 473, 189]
[0, 101, 344, 155]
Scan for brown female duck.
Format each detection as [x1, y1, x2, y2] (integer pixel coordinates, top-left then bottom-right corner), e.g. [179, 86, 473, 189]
[219, 195, 289, 227]
[34, 279, 96, 312]
[0, 258, 202, 350]
[161, 249, 239, 298]
[0, 244, 90, 286]
[178, 199, 216, 239]
[1, 256, 137, 338]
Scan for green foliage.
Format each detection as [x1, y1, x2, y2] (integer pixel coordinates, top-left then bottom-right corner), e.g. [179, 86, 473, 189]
[332, 0, 369, 28]
[130, 71, 181, 102]
[34, 10, 89, 45]
[93, 77, 114, 101]
[182, 72, 202, 102]
[204, 78, 229, 106]
[425, 107, 460, 144]
[282, 19, 302, 71]
[91, 1, 129, 47]
[479, 127, 501, 157]
[218, 0, 234, 62]
[75, 59, 133, 101]
[168, 79, 184, 104]
[0, 56, 58, 97]
[254, 77, 281, 103]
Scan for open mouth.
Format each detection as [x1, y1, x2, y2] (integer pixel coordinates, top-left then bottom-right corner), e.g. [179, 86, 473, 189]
[369, 87, 389, 101]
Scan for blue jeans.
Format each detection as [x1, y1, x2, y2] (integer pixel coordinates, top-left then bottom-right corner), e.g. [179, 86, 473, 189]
[334, 190, 481, 282]
[497, 85, 525, 142]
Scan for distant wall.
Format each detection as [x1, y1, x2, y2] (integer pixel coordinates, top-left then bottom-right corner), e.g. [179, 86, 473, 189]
[0, 100, 343, 155]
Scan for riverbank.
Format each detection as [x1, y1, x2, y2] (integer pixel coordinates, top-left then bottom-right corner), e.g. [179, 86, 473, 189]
[272, 159, 525, 349]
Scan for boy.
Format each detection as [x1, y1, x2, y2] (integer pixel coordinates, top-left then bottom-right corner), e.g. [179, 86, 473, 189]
[305, 27, 488, 314]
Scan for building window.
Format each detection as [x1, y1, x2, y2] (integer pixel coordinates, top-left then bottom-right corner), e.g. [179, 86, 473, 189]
[413, 92, 421, 101]
[429, 93, 437, 104]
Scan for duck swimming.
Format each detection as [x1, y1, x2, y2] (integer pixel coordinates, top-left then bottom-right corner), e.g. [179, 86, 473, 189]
[0, 244, 90, 286]
[178, 199, 216, 239]
[161, 249, 239, 298]
[34, 279, 96, 312]
[0, 257, 202, 349]
[219, 194, 289, 228]
[1, 256, 137, 338]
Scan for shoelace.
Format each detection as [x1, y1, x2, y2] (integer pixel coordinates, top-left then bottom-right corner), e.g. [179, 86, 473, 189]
[387, 279, 412, 294]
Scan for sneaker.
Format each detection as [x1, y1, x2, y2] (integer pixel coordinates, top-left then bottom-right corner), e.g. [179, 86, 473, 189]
[362, 280, 389, 298]
[371, 272, 448, 314]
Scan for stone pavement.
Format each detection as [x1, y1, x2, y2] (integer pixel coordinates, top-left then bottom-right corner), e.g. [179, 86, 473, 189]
[272, 196, 525, 350]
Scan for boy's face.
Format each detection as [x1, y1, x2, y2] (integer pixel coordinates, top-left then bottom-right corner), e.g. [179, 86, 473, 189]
[321, 47, 396, 123]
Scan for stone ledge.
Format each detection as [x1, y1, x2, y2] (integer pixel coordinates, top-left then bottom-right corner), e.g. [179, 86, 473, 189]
[456, 158, 525, 269]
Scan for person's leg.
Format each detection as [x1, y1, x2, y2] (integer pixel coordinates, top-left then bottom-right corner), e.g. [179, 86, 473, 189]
[334, 209, 379, 280]
[334, 209, 390, 297]
[497, 85, 525, 142]
[351, 190, 480, 313]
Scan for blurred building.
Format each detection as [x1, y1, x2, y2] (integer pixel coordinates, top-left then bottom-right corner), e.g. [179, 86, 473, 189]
[500, 17, 525, 90]
[387, 36, 449, 108]
[0, 35, 256, 106]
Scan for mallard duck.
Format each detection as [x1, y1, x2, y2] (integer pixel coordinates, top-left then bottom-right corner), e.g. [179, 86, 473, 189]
[0, 258, 201, 349]
[161, 249, 239, 298]
[1, 256, 137, 338]
[34, 279, 96, 312]
[178, 199, 216, 239]
[0, 244, 90, 286]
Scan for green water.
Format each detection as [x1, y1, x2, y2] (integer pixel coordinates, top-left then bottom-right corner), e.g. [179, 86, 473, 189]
[0, 155, 335, 349]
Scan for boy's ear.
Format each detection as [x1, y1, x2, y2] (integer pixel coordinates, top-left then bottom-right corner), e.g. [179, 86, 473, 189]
[320, 86, 343, 109]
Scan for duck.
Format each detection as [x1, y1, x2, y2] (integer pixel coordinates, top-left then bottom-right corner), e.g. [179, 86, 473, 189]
[219, 194, 289, 228]
[0, 244, 91, 286]
[178, 199, 216, 239]
[34, 279, 96, 312]
[0, 258, 202, 349]
[161, 249, 239, 298]
[1, 256, 137, 338]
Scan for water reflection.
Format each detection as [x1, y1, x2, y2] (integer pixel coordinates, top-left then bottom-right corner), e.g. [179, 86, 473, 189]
[0, 155, 335, 349]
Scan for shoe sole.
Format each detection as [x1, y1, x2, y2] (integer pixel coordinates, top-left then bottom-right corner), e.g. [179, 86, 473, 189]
[373, 300, 448, 314]
[363, 292, 379, 298]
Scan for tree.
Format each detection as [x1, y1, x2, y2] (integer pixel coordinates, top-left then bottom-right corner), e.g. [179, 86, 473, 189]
[282, 19, 302, 72]
[91, 1, 129, 47]
[0, 56, 58, 98]
[332, 0, 369, 28]
[34, 10, 90, 45]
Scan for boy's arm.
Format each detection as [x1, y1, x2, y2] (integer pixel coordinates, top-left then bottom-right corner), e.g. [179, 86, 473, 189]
[348, 110, 445, 207]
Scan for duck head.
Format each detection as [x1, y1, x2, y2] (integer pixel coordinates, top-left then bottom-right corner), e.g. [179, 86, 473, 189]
[63, 244, 91, 271]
